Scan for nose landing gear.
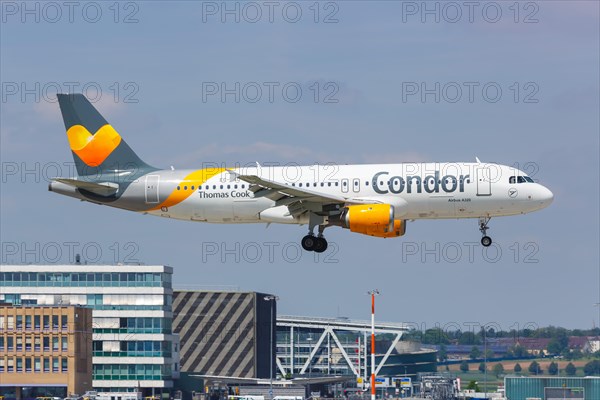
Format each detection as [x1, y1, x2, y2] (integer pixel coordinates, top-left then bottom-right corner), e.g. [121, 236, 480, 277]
[479, 217, 492, 247]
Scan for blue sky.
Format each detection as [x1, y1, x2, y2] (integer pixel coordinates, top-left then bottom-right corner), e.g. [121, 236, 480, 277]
[1, 1, 599, 331]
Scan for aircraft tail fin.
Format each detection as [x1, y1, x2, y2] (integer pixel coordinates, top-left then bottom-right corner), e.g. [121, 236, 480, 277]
[57, 93, 154, 177]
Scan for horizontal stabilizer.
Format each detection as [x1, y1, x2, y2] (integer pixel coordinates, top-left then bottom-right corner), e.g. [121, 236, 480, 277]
[52, 178, 119, 196]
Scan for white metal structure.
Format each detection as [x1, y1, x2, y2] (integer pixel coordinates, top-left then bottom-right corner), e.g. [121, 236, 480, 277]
[276, 316, 408, 385]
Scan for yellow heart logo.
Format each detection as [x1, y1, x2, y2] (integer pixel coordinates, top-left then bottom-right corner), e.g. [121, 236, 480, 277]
[66, 124, 122, 167]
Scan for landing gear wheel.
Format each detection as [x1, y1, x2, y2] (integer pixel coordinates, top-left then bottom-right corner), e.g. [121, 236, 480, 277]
[478, 217, 492, 247]
[314, 237, 328, 253]
[301, 235, 317, 251]
[481, 236, 492, 247]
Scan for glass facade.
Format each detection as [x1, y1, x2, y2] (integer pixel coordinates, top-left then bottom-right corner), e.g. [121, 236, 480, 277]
[0, 271, 171, 287]
[93, 363, 172, 381]
[1, 265, 175, 392]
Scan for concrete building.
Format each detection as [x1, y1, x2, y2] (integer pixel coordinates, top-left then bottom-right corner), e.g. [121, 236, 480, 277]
[0, 264, 177, 395]
[172, 290, 275, 380]
[0, 304, 93, 399]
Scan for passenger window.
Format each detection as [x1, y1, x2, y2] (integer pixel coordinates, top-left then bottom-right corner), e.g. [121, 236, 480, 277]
[213, 185, 216, 189]
[321, 183, 324, 187]
[177, 186, 180, 190]
[183, 186, 187, 190]
[342, 181, 347, 186]
[299, 183, 303, 187]
[227, 185, 230, 189]
[234, 185, 238, 189]
[199, 186, 202, 190]
[365, 182, 369, 186]
[328, 182, 332, 187]
[335, 182, 339, 186]
[191, 186, 195, 190]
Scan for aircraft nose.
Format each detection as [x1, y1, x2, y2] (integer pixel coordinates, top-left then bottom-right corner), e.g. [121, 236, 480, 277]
[538, 185, 554, 208]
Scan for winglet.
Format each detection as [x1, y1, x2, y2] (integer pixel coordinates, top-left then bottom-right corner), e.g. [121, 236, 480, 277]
[475, 157, 481, 163]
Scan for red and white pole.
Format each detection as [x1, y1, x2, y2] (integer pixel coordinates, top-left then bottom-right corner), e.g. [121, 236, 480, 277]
[369, 290, 379, 400]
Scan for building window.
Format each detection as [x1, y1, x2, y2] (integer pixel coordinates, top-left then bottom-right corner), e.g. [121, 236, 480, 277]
[61, 315, 68, 330]
[34, 315, 40, 330]
[25, 315, 32, 330]
[61, 357, 68, 372]
[43, 315, 50, 329]
[25, 336, 32, 351]
[52, 315, 59, 329]
[0, 358, 4, 373]
[52, 358, 59, 372]
[34, 357, 40, 372]
[34, 337, 41, 351]
[8, 358, 14, 372]
[16, 337, 22, 351]
[52, 337, 59, 351]
[62, 337, 68, 351]
[43, 358, 50, 372]
[16, 315, 23, 329]
[25, 357, 32, 372]
[43, 337, 50, 351]
[7, 336, 14, 351]
[16, 358, 23, 372]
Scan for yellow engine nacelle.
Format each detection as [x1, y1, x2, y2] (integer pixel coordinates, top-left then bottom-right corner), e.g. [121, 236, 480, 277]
[340, 204, 407, 238]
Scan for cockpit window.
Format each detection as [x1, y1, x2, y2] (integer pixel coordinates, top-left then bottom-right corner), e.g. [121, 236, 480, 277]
[510, 176, 534, 184]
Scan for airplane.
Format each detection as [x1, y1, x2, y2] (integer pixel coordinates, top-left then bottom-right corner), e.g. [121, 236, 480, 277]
[49, 94, 553, 253]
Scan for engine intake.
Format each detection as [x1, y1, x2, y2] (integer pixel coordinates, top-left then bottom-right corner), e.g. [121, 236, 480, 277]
[339, 204, 406, 238]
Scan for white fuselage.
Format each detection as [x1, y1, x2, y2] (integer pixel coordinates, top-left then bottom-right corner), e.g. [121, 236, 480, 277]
[138, 162, 553, 224]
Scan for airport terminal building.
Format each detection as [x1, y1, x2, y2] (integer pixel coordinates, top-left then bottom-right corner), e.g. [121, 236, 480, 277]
[0, 264, 178, 395]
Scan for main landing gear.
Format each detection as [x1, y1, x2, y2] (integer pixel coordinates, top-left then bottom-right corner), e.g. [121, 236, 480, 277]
[479, 217, 492, 247]
[301, 220, 328, 253]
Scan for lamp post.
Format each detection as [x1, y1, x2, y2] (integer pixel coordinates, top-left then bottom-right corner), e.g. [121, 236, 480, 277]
[265, 295, 279, 400]
[367, 290, 380, 400]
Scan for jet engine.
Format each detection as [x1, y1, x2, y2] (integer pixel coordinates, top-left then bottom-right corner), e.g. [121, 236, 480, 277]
[337, 204, 406, 238]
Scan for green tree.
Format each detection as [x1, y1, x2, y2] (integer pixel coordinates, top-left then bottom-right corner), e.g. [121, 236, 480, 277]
[459, 332, 480, 345]
[492, 363, 504, 377]
[460, 361, 469, 372]
[484, 349, 494, 359]
[479, 362, 486, 373]
[466, 380, 480, 391]
[548, 362, 559, 375]
[529, 361, 542, 375]
[470, 346, 481, 359]
[510, 344, 528, 358]
[438, 344, 448, 362]
[584, 360, 600, 375]
[565, 362, 576, 376]
[514, 363, 522, 373]
[422, 328, 450, 345]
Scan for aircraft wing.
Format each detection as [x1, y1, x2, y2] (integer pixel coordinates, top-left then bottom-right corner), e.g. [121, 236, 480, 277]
[234, 173, 347, 204]
[233, 173, 382, 220]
